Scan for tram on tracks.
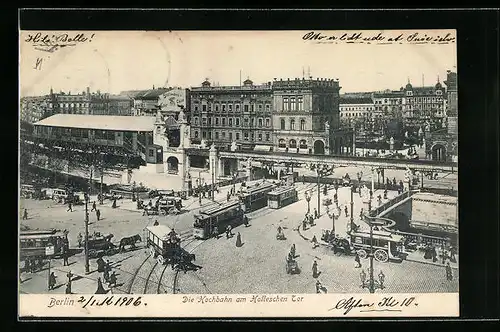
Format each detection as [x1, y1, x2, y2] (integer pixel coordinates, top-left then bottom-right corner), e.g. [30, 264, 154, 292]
[349, 229, 406, 263]
[20, 229, 66, 261]
[145, 224, 195, 265]
[193, 201, 244, 240]
[267, 186, 298, 209]
[238, 181, 277, 212]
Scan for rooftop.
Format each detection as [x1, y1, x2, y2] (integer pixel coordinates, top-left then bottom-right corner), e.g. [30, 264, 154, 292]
[339, 97, 373, 105]
[33, 114, 156, 132]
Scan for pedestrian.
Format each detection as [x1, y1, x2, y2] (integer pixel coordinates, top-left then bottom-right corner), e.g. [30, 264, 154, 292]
[96, 209, 101, 221]
[311, 235, 318, 249]
[236, 232, 242, 247]
[314, 208, 318, 219]
[383, 189, 388, 200]
[312, 260, 318, 278]
[96, 257, 105, 273]
[103, 267, 110, 283]
[360, 269, 367, 287]
[291, 244, 296, 257]
[302, 219, 307, 231]
[67, 202, 73, 212]
[153, 220, 159, 226]
[108, 271, 117, 287]
[369, 190, 373, 200]
[445, 262, 453, 281]
[302, 175, 305, 184]
[377, 195, 382, 206]
[95, 277, 107, 294]
[227, 192, 230, 202]
[91, 201, 97, 212]
[22, 209, 28, 220]
[62, 247, 69, 266]
[65, 282, 72, 294]
[77, 233, 83, 248]
[354, 252, 362, 268]
[225, 225, 231, 239]
[432, 246, 438, 263]
[199, 194, 202, 205]
[243, 215, 249, 227]
[212, 226, 219, 239]
[344, 206, 348, 217]
[378, 270, 385, 288]
[48, 272, 57, 290]
[112, 198, 117, 209]
[316, 280, 322, 293]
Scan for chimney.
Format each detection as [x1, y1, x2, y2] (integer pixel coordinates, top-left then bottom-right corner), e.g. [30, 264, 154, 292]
[87, 87, 90, 95]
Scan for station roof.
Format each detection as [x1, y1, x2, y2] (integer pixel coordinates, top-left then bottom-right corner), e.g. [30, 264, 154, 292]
[34, 114, 156, 132]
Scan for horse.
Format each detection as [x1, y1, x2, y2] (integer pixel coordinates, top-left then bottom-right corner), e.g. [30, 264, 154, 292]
[118, 234, 142, 252]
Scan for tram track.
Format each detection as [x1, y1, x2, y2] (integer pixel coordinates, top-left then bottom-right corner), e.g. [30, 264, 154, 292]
[124, 252, 151, 294]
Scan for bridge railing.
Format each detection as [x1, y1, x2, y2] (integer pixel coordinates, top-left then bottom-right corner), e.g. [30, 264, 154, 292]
[370, 190, 417, 218]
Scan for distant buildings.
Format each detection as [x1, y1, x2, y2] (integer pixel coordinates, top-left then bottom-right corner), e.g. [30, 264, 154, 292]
[20, 96, 51, 124]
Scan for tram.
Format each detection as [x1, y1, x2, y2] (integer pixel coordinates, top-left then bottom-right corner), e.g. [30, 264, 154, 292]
[238, 181, 277, 212]
[349, 229, 406, 263]
[145, 224, 195, 265]
[193, 201, 244, 240]
[267, 186, 298, 209]
[20, 229, 66, 261]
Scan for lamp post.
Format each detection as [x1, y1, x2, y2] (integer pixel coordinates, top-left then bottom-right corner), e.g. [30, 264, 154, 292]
[305, 191, 311, 214]
[211, 159, 215, 202]
[360, 218, 385, 293]
[350, 185, 354, 232]
[316, 164, 321, 217]
[84, 193, 90, 274]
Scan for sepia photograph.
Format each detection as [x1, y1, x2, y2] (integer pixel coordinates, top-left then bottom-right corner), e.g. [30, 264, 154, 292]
[19, 28, 459, 317]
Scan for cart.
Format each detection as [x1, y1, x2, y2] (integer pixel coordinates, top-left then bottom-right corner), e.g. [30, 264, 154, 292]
[84, 233, 118, 258]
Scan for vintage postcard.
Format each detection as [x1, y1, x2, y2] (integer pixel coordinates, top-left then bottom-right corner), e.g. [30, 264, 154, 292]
[19, 29, 458, 318]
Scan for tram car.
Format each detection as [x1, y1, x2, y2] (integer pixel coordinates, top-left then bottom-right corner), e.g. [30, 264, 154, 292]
[349, 229, 406, 263]
[238, 181, 277, 212]
[193, 201, 244, 240]
[145, 224, 195, 265]
[20, 229, 66, 261]
[267, 186, 298, 209]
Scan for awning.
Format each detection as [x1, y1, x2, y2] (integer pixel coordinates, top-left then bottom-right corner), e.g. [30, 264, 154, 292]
[254, 145, 272, 152]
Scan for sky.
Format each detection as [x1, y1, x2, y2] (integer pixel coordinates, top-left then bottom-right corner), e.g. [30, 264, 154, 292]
[20, 30, 457, 97]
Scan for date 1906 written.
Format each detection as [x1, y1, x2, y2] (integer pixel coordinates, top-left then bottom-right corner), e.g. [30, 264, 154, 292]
[77, 296, 145, 308]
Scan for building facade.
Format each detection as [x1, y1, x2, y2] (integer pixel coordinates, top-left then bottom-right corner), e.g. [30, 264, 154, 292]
[20, 95, 52, 124]
[272, 77, 349, 155]
[372, 89, 404, 118]
[339, 96, 374, 127]
[402, 81, 447, 129]
[189, 79, 274, 151]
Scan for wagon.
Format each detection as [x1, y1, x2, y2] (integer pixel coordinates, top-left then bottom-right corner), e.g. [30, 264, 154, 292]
[83, 233, 118, 258]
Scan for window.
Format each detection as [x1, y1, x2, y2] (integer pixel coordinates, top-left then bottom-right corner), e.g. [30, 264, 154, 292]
[251, 118, 255, 126]
[236, 118, 240, 126]
[258, 133, 262, 141]
[194, 131, 199, 138]
[290, 119, 295, 130]
[236, 132, 240, 140]
[258, 118, 263, 127]
[208, 118, 212, 125]
[215, 104, 219, 112]
[258, 104, 263, 111]
[265, 104, 270, 112]
[229, 132, 233, 140]
[236, 104, 240, 112]
[229, 118, 233, 126]
[289, 139, 297, 148]
[251, 104, 255, 112]
[244, 132, 249, 140]
[300, 119, 306, 131]
[283, 98, 289, 111]
[208, 132, 212, 139]
[299, 139, 307, 149]
[280, 118, 285, 130]
[202, 105, 207, 112]
[290, 97, 296, 111]
[298, 97, 303, 111]
[222, 104, 226, 112]
[228, 104, 233, 112]
[149, 149, 155, 157]
[215, 118, 219, 125]
[215, 132, 219, 139]
[194, 117, 199, 125]
[222, 118, 226, 126]
[202, 131, 207, 139]
[266, 118, 270, 127]
[244, 118, 249, 126]
[266, 133, 270, 141]
[222, 132, 226, 138]
[278, 139, 286, 148]
[244, 105, 249, 112]
[202, 118, 207, 125]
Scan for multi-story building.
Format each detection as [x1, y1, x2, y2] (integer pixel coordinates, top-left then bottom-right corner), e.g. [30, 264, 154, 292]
[189, 79, 274, 151]
[272, 77, 352, 155]
[402, 80, 447, 129]
[157, 87, 190, 121]
[339, 95, 374, 127]
[372, 89, 404, 118]
[127, 88, 170, 116]
[20, 95, 51, 124]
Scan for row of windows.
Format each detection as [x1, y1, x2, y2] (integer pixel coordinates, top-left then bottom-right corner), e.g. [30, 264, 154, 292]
[194, 130, 271, 142]
[193, 117, 271, 128]
[374, 99, 401, 104]
[406, 90, 443, 96]
[277, 139, 308, 149]
[407, 97, 444, 103]
[279, 118, 307, 131]
[194, 103, 271, 113]
[58, 103, 90, 108]
[340, 107, 374, 111]
[282, 97, 304, 111]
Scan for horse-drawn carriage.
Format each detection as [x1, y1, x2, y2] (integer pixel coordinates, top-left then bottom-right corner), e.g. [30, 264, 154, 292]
[84, 233, 118, 258]
[143, 197, 182, 216]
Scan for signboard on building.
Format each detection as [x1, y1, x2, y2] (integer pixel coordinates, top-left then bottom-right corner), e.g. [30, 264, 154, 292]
[158, 88, 186, 113]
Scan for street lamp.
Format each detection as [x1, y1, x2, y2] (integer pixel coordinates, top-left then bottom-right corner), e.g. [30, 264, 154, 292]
[360, 218, 386, 293]
[305, 191, 311, 214]
[349, 185, 354, 232]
